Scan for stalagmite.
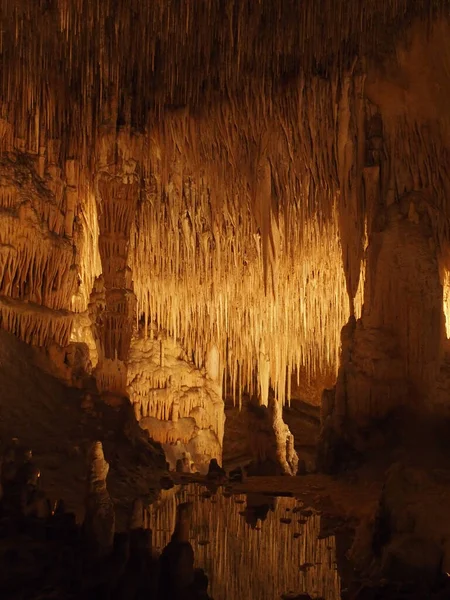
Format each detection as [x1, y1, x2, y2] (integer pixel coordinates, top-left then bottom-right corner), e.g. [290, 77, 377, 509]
[83, 441, 115, 558]
[245, 395, 299, 476]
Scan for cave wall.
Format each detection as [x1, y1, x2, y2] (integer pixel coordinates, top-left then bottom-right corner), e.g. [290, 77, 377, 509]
[327, 19, 450, 436]
[0, 150, 79, 346]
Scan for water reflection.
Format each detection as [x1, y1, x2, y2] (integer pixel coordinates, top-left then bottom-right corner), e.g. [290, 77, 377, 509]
[148, 484, 341, 600]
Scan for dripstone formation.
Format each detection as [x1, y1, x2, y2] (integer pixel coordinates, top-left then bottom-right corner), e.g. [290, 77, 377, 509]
[1, 2, 450, 597]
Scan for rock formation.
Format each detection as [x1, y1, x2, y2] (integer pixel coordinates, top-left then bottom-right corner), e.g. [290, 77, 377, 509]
[83, 441, 115, 558]
[127, 333, 225, 473]
[1, 3, 450, 595]
[245, 396, 299, 476]
[0, 438, 214, 600]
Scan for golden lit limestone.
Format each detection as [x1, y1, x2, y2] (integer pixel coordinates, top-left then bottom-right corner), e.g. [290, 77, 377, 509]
[1, 3, 450, 422]
[127, 332, 225, 474]
[1, 1, 444, 159]
[0, 296, 73, 347]
[70, 188, 102, 315]
[244, 397, 298, 476]
[92, 131, 141, 394]
[443, 269, 450, 339]
[69, 311, 98, 369]
[131, 169, 352, 407]
[0, 154, 79, 346]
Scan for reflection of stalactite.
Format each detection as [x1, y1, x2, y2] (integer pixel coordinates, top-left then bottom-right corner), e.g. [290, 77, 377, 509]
[147, 484, 341, 600]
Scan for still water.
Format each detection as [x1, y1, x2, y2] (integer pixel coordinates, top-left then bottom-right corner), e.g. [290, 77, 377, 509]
[148, 483, 341, 600]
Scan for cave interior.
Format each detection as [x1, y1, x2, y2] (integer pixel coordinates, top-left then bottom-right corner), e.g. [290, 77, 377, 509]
[1, 1, 450, 599]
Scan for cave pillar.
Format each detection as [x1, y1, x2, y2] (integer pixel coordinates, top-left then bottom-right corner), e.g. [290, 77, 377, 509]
[319, 125, 446, 471]
[92, 130, 141, 396]
[246, 394, 298, 476]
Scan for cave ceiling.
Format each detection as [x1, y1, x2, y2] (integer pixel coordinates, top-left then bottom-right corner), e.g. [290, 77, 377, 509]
[0, 0, 450, 404]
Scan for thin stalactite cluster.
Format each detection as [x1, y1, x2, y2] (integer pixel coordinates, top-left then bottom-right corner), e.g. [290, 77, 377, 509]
[1, 0, 448, 157]
[0, 1, 450, 402]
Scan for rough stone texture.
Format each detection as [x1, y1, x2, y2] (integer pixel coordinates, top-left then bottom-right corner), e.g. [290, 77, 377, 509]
[0, 328, 166, 527]
[315, 20, 450, 461]
[83, 441, 116, 558]
[245, 397, 299, 476]
[1, 1, 450, 495]
[332, 192, 444, 428]
[127, 333, 225, 474]
[349, 463, 450, 589]
[433, 340, 450, 418]
[0, 154, 79, 347]
[91, 131, 142, 394]
[318, 190, 448, 464]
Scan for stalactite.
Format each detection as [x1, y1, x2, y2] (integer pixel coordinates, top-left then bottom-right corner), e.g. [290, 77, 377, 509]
[1, 0, 446, 158]
[1, 0, 449, 406]
[0, 150, 84, 346]
[0, 296, 73, 346]
[131, 170, 353, 406]
[70, 188, 102, 314]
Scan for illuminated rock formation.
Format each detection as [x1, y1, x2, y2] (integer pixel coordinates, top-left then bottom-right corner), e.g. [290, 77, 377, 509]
[90, 131, 142, 394]
[1, 1, 450, 473]
[246, 397, 299, 476]
[0, 154, 78, 346]
[317, 20, 450, 459]
[127, 332, 225, 474]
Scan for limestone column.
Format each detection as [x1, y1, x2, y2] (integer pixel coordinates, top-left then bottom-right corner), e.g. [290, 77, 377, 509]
[92, 129, 141, 395]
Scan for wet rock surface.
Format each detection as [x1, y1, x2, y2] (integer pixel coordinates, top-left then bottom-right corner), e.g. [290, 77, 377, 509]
[148, 482, 341, 600]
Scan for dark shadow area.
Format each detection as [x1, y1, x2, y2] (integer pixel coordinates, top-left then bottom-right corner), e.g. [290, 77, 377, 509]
[0, 441, 211, 600]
